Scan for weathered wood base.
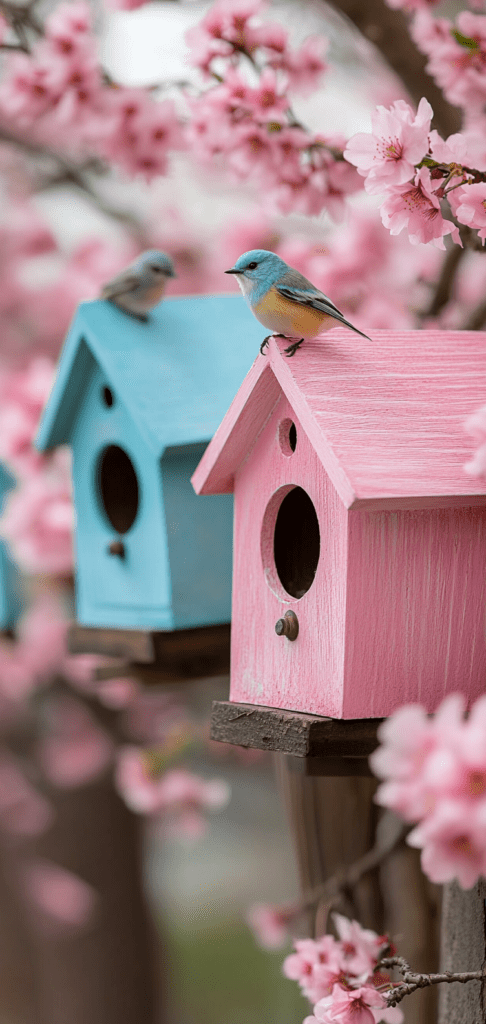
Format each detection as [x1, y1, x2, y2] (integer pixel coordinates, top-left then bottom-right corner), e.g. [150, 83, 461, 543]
[210, 700, 381, 774]
[68, 623, 231, 682]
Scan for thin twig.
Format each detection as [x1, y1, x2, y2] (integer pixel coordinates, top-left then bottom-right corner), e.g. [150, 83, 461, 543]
[0, 125, 148, 244]
[378, 955, 485, 1007]
[278, 812, 407, 926]
[422, 243, 465, 319]
[463, 295, 486, 331]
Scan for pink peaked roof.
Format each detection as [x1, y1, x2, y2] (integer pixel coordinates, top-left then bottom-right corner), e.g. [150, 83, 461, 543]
[192, 329, 486, 510]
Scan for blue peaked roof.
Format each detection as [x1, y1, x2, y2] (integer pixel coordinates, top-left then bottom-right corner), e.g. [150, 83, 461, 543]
[36, 294, 264, 457]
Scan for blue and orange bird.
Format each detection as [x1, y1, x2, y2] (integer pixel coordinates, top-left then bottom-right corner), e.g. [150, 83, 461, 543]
[225, 249, 370, 356]
[101, 249, 176, 321]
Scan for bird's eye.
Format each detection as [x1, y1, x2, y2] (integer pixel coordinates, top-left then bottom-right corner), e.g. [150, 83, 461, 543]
[247, 261, 258, 270]
[151, 265, 162, 273]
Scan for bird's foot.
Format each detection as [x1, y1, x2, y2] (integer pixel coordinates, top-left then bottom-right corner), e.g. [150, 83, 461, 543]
[284, 338, 304, 357]
[260, 333, 288, 355]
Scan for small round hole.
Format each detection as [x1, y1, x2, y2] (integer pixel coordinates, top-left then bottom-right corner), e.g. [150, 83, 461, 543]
[278, 418, 297, 457]
[102, 386, 114, 408]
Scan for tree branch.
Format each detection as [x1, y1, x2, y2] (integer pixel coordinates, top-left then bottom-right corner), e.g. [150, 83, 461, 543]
[280, 812, 407, 925]
[463, 296, 486, 331]
[421, 244, 465, 320]
[324, 0, 461, 138]
[379, 956, 485, 1007]
[0, 125, 149, 244]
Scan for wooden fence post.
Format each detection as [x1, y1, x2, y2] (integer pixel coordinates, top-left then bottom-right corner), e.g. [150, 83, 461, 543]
[439, 881, 486, 1023]
[27, 774, 164, 1024]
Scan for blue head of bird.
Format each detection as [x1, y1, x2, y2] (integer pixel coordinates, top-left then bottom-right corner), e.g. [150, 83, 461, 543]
[135, 249, 177, 286]
[225, 250, 287, 304]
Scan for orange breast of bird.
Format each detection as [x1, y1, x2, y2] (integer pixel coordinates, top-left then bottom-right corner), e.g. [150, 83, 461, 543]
[254, 286, 334, 338]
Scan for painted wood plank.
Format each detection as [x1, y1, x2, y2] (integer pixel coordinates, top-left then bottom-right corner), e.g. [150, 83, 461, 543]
[194, 331, 486, 508]
[230, 391, 349, 716]
[210, 701, 380, 756]
[344, 505, 486, 716]
[269, 331, 486, 504]
[68, 623, 230, 679]
[192, 360, 280, 495]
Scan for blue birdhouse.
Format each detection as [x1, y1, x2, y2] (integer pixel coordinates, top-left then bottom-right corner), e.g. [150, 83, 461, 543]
[0, 464, 21, 631]
[36, 294, 263, 631]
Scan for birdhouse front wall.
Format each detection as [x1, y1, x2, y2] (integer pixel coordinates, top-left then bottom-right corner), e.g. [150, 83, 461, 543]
[70, 360, 172, 629]
[343, 505, 486, 718]
[162, 445, 234, 629]
[231, 391, 349, 718]
[0, 543, 20, 630]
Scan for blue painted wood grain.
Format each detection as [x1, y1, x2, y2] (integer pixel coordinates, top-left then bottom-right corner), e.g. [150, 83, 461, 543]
[0, 464, 21, 629]
[36, 294, 263, 630]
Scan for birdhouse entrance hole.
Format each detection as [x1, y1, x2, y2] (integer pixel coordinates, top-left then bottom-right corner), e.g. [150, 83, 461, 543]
[261, 485, 320, 600]
[97, 445, 140, 534]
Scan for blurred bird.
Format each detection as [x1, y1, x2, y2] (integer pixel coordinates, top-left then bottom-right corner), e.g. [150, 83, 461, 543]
[101, 250, 176, 321]
[225, 249, 370, 356]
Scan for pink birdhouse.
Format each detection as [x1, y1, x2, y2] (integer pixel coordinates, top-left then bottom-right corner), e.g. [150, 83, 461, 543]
[192, 331, 486, 720]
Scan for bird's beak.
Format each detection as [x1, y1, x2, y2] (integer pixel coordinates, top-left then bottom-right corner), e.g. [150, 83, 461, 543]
[224, 268, 240, 274]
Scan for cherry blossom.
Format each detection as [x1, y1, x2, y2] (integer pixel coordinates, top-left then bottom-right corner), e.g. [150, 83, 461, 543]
[408, 798, 486, 888]
[452, 182, 486, 242]
[371, 694, 486, 887]
[344, 98, 433, 194]
[1, 451, 74, 575]
[38, 696, 113, 788]
[313, 985, 391, 1024]
[333, 914, 383, 978]
[0, 357, 55, 475]
[246, 902, 293, 949]
[413, 11, 486, 110]
[23, 859, 97, 932]
[380, 167, 462, 249]
[115, 746, 230, 834]
[283, 935, 345, 1001]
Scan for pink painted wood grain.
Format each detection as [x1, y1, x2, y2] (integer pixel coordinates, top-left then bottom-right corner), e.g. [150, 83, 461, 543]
[343, 506, 486, 717]
[230, 391, 348, 717]
[193, 331, 486, 718]
[193, 331, 486, 509]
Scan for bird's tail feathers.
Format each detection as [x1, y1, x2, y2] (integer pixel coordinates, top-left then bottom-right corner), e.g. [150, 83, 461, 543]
[333, 314, 371, 341]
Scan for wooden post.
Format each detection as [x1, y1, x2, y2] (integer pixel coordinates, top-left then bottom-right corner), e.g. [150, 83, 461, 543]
[211, 700, 440, 1023]
[27, 775, 164, 1024]
[276, 762, 382, 935]
[439, 881, 486, 1023]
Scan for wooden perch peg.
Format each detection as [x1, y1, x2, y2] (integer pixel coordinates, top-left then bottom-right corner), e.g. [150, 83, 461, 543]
[108, 540, 125, 558]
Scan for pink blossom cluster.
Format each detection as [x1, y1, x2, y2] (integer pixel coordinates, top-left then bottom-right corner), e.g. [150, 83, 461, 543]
[0, 594, 99, 705]
[115, 745, 230, 839]
[283, 916, 402, 1024]
[371, 695, 486, 889]
[186, 0, 328, 94]
[246, 902, 293, 949]
[186, 0, 358, 216]
[0, 1, 184, 180]
[412, 10, 486, 111]
[345, 97, 486, 249]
